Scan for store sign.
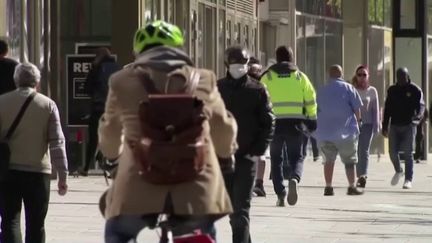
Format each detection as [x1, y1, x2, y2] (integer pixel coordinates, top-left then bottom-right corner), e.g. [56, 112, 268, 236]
[75, 42, 111, 54]
[66, 55, 95, 126]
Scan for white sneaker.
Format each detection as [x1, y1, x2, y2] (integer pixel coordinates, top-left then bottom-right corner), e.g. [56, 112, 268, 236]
[402, 180, 412, 189]
[391, 171, 404, 186]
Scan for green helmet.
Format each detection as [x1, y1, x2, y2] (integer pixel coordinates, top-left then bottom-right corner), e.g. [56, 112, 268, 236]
[133, 21, 184, 54]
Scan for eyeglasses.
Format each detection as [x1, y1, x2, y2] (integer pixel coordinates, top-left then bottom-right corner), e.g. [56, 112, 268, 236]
[356, 73, 367, 77]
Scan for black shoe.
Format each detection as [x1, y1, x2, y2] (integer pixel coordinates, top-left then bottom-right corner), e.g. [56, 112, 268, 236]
[356, 177, 367, 188]
[324, 187, 334, 196]
[276, 192, 286, 207]
[253, 183, 266, 197]
[78, 169, 89, 177]
[347, 186, 364, 195]
[287, 179, 298, 206]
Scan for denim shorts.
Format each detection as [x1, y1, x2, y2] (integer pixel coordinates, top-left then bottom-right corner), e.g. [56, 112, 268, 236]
[319, 137, 358, 165]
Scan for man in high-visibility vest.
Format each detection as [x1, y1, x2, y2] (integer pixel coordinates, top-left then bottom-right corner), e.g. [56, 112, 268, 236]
[261, 46, 317, 207]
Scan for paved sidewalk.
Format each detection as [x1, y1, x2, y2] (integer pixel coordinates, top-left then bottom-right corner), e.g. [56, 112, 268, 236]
[44, 155, 432, 242]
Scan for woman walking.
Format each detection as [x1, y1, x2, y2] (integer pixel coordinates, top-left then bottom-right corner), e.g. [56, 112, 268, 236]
[352, 65, 380, 188]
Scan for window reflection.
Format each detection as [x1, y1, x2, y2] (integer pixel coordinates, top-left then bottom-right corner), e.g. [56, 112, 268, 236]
[5, 0, 22, 60]
[325, 21, 342, 70]
[296, 15, 306, 71]
[305, 17, 324, 86]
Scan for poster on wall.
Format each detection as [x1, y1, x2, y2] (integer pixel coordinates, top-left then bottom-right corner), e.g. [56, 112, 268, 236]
[66, 55, 95, 127]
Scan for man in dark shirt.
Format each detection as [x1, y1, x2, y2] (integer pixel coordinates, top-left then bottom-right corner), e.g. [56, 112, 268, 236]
[382, 67, 425, 189]
[0, 40, 18, 95]
[218, 46, 275, 243]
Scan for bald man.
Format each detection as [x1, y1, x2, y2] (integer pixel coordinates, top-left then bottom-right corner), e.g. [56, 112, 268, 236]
[315, 65, 364, 196]
[382, 67, 424, 189]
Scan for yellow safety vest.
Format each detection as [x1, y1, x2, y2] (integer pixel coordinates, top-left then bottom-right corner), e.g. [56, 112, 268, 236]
[261, 70, 317, 120]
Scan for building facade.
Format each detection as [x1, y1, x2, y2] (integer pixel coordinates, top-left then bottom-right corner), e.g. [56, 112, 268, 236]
[0, 0, 258, 169]
[3, 0, 432, 160]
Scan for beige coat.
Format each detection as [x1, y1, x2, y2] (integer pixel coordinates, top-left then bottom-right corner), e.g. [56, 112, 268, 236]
[99, 63, 237, 219]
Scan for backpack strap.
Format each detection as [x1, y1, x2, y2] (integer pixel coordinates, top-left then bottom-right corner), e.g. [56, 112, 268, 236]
[186, 70, 200, 95]
[137, 65, 200, 95]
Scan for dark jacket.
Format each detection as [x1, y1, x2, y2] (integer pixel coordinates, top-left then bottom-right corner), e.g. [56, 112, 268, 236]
[262, 62, 317, 135]
[0, 57, 18, 95]
[383, 81, 425, 129]
[86, 57, 120, 112]
[217, 73, 275, 157]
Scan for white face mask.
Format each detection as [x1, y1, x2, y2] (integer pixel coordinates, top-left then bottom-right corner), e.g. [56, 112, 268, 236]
[229, 64, 248, 79]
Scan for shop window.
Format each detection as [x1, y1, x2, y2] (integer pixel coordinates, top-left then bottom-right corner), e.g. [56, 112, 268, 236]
[428, 38, 432, 152]
[383, 0, 392, 27]
[296, 0, 325, 16]
[219, 10, 226, 77]
[244, 25, 249, 49]
[251, 27, 256, 56]
[174, 0, 189, 54]
[164, 0, 175, 23]
[369, 0, 384, 25]
[191, 10, 197, 63]
[324, 0, 342, 18]
[296, 15, 306, 71]
[236, 23, 241, 44]
[305, 17, 324, 86]
[198, 4, 216, 70]
[427, 0, 432, 34]
[2, 0, 22, 60]
[324, 21, 342, 70]
[226, 20, 232, 47]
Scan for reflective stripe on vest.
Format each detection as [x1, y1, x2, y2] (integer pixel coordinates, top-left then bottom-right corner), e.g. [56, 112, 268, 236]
[263, 70, 306, 118]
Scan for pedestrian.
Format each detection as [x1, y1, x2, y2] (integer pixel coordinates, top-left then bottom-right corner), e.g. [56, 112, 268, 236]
[99, 21, 238, 243]
[303, 135, 320, 161]
[0, 39, 18, 95]
[247, 56, 268, 197]
[351, 65, 380, 188]
[261, 46, 317, 206]
[218, 46, 275, 243]
[78, 48, 120, 176]
[0, 62, 68, 243]
[315, 65, 364, 196]
[414, 108, 428, 163]
[382, 67, 425, 189]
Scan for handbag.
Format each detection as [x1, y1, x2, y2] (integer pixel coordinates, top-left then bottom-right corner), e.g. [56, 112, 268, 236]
[0, 92, 36, 180]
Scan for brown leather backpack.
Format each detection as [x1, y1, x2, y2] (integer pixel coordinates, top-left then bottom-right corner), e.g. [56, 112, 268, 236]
[130, 69, 208, 184]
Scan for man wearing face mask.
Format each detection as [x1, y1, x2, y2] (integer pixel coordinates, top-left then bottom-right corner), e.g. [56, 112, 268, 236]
[261, 46, 317, 207]
[217, 46, 275, 243]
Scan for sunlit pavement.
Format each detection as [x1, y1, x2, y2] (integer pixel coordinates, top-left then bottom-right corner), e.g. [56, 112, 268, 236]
[45, 155, 432, 242]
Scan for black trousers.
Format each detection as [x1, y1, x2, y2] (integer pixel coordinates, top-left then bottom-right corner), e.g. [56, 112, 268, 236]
[84, 110, 104, 171]
[0, 170, 50, 243]
[223, 156, 256, 243]
[414, 123, 425, 160]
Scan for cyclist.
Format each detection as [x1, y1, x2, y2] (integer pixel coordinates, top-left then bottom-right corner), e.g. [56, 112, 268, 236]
[99, 21, 238, 243]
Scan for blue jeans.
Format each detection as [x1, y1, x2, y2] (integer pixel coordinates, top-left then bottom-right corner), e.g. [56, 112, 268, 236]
[105, 215, 216, 243]
[270, 133, 306, 196]
[356, 124, 374, 177]
[388, 124, 416, 181]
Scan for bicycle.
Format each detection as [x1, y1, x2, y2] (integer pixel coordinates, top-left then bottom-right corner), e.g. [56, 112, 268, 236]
[99, 190, 215, 243]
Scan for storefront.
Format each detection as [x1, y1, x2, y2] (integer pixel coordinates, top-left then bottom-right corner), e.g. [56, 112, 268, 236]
[0, 0, 51, 94]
